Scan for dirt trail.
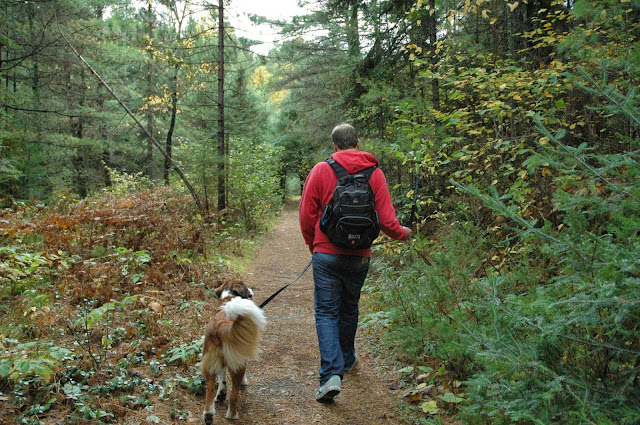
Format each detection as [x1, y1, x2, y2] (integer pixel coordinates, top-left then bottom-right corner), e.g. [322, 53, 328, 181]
[230, 199, 403, 424]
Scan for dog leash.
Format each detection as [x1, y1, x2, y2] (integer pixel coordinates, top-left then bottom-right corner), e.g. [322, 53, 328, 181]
[258, 259, 313, 309]
[257, 234, 407, 309]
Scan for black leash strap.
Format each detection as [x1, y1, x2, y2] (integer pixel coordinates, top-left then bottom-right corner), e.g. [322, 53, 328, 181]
[259, 259, 313, 309]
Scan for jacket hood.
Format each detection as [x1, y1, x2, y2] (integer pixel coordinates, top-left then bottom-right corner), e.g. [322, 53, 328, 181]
[331, 150, 379, 174]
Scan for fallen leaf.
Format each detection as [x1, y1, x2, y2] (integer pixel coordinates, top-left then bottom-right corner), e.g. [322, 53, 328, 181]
[148, 301, 165, 315]
[420, 399, 439, 414]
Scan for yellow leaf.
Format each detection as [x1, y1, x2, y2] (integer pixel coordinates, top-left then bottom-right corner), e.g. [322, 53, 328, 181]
[507, 2, 519, 11]
[420, 400, 439, 414]
[430, 9, 434, 15]
[482, 9, 489, 18]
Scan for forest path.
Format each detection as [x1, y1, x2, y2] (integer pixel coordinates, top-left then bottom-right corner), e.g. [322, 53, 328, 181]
[224, 199, 403, 424]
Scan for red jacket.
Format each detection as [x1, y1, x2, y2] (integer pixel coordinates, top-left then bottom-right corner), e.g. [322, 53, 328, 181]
[299, 150, 406, 256]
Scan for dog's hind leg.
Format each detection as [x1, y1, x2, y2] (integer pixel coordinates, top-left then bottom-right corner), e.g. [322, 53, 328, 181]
[203, 373, 216, 425]
[215, 369, 227, 403]
[225, 366, 246, 420]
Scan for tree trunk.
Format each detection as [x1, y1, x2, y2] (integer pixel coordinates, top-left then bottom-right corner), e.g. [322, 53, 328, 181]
[217, 0, 226, 211]
[28, 8, 40, 107]
[429, 0, 440, 111]
[71, 71, 88, 197]
[347, 1, 360, 59]
[164, 64, 178, 185]
[146, 0, 154, 179]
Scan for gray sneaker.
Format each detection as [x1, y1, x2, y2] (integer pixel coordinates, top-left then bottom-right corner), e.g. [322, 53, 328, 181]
[344, 354, 358, 373]
[315, 375, 341, 402]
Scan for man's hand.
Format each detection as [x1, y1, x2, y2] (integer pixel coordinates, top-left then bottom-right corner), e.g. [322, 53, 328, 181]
[401, 226, 414, 241]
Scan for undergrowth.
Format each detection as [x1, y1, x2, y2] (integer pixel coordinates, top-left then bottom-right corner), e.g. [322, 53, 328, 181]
[364, 71, 640, 425]
[0, 186, 279, 424]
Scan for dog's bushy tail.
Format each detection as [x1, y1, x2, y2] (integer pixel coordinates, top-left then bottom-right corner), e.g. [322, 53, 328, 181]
[216, 298, 266, 371]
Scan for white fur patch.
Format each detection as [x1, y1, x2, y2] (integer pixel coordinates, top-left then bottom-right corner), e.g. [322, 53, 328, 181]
[222, 298, 266, 330]
[220, 289, 231, 299]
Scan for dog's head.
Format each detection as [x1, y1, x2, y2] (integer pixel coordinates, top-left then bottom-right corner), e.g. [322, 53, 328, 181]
[213, 279, 254, 301]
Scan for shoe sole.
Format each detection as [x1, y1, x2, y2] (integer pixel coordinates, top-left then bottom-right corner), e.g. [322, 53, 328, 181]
[316, 387, 340, 402]
[345, 357, 358, 373]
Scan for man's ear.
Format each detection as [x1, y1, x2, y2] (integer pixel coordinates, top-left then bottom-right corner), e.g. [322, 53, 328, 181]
[356, 139, 360, 149]
[333, 143, 339, 152]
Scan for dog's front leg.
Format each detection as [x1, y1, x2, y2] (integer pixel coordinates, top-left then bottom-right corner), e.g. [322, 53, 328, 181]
[203, 374, 216, 425]
[226, 366, 246, 420]
[215, 369, 227, 403]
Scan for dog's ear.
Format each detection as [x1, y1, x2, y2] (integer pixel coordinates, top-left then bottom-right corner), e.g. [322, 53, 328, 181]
[240, 282, 253, 299]
[213, 284, 226, 297]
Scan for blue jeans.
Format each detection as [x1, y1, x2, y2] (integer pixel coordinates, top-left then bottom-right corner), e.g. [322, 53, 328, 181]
[312, 252, 370, 384]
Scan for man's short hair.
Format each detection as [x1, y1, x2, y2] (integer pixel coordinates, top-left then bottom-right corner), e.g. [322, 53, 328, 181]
[331, 123, 359, 150]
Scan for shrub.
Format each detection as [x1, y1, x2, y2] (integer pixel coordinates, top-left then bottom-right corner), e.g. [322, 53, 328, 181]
[368, 68, 640, 424]
[227, 140, 283, 231]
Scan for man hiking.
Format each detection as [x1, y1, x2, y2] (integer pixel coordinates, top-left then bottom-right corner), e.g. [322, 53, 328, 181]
[299, 122, 413, 402]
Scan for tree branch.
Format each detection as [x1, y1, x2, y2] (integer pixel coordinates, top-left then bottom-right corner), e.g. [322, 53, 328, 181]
[57, 24, 204, 212]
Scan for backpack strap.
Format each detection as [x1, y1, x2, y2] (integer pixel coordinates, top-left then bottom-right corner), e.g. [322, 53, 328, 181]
[357, 166, 377, 180]
[325, 158, 349, 179]
[326, 158, 377, 180]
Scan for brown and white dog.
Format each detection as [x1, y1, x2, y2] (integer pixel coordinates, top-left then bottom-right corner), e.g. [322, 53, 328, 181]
[201, 280, 266, 423]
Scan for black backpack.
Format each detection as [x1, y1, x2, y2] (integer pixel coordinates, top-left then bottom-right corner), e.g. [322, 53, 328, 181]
[319, 158, 380, 249]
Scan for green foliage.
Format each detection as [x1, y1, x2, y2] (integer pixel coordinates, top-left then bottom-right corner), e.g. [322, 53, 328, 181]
[114, 247, 152, 284]
[370, 62, 640, 423]
[227, 140, 284, 230]
[365, 223, 493, 375]
[0, 245, 74, 302]
[0, 340, 74, 383]
[164, 336, 204, 367]
[0, 140, 22, 187]
[74, 295, 139, 331]
[453, 108, 640, 422]
[103, 167, 152, 196]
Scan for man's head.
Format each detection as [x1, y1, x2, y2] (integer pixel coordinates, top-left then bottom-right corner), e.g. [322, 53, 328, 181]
[331, 123, 359, 150]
